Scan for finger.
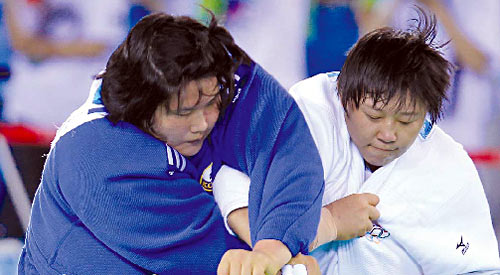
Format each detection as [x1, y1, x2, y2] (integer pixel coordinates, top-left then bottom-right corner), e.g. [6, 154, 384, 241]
[252, 264, 265, 275]
[362, 193, 380, 206]
[217, 264, 229, 275]
[307, 261, 322, 275]
[287, 253, 303, 265]
[368, 206, 381, 221]
[355, 221, 372, 237]
[358, 228, 368, 238]
[230, 261, 242, 275]
[217, 254, 230, 275]
[303, 256, 321, 275]
[365, 220, 375, 233]
[240, 262, 252, 275]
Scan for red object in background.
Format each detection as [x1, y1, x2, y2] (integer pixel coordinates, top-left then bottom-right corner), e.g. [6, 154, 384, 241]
[26, 0, 43, 4]
[468, 149, 500, 166]
[1, 122, 499, 165]
[0, 123, 55, 146]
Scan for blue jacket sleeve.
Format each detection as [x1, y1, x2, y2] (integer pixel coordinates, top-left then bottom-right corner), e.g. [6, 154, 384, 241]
[54, 120, 249, 274]
[211, 63, 325, 255]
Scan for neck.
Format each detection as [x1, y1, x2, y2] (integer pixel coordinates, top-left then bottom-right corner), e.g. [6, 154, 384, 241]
[365, 161, 380, 172]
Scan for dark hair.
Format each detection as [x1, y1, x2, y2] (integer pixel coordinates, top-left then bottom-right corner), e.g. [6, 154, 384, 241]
[98, 12, 250, 133]
[337, 7, 454, 123]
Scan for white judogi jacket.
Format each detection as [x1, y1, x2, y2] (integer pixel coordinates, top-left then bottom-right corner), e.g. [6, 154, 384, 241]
[213, 73, 500, 274]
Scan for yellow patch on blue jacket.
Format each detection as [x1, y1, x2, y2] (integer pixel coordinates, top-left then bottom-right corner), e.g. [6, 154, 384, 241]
[200, 162, 214, 192]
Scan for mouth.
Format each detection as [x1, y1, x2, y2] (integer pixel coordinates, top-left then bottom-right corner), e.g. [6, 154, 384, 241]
[371, 145, 397, 152]
[186, 137, 205, 145]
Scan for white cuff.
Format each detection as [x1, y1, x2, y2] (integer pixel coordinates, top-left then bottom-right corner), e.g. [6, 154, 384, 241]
[213, 165, 251, 236]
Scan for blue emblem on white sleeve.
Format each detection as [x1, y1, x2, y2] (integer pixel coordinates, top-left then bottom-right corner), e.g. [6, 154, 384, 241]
[419, 119, 433, 140]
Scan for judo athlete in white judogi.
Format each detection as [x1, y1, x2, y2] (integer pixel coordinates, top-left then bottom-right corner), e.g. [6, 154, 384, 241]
[212, 9, 500, 274]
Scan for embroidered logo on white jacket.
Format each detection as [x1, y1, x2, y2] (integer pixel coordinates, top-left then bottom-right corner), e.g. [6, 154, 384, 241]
[365, 224, 391, 244]
[456, 235, 469, 255]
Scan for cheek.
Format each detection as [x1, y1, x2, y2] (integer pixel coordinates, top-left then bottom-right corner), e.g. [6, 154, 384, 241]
[398, 125, 421, 148]
[205, 106, 220, 126]
[349, 116, 375, 144]
[154, 117, 186, 141]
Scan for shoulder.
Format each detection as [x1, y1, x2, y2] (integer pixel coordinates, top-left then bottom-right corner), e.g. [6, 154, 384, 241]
[233, 62, 293, 106]
[49, 118, 201, 214]
[288, 72, 341, 112]
[287, 72, 345, 138]
[396, 123, 482, 204]
[423, 125, 476, 172]
[53, 118, 192, 183]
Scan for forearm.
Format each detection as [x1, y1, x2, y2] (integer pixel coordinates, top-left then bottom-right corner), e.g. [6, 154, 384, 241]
[309, 207, 338, 251]
[4, 0, 31, 52]
[229, 206, 337, 252]
[248, 103, 324, 255]
[51, 41, 106, 58]
[227, 207, 252, 247]
[4, 1, 106, 59]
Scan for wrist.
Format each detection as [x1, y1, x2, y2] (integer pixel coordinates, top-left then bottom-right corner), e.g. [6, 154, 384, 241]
[253, 239, 292, 271]
[323, 207, 338, 241]
[310, 207, 338, 251]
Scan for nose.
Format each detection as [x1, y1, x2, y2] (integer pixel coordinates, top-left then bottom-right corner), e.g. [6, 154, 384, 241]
[189, 109, 209, 133]
[376, 120, 397, 143]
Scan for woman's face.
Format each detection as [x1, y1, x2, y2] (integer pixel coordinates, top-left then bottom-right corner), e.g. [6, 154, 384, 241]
[345, 96, 427, 170]
[151, 76, 221, 156]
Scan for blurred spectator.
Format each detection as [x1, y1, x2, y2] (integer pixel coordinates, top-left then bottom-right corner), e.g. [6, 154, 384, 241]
[0, 0, 11, 120]
[182, 0, 310, 89]
[222, 0, 310, 89]
[2, 0, 128, 131]
[306, 0, 360, 76]
[128, 1, 151, 29]
[418, 0, 500, 151]
[369, 0, 500, 150]
[135, 0, 310, 89]
[0, 238, 23, 275]
[135, 0, 199, 17]
[0, 0, 12, 232]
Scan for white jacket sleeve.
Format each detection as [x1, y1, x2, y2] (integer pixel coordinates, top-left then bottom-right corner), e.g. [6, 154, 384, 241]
[213, 165, 251, 236]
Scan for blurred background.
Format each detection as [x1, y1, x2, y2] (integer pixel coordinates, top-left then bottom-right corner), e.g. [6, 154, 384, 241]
[0, 0, 498, 273]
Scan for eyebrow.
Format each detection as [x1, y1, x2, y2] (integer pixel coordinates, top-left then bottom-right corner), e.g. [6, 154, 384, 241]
[365, 106, 420, 116]
[398, 111, 421, 116]
[178, 93, 218, 113]
[174, 81, 221, 112]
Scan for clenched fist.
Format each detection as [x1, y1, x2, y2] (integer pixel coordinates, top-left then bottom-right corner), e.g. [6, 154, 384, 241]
[324, 193, 380, 240]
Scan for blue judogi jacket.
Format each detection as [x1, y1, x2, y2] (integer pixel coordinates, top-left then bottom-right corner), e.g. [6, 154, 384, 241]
[19, 62, 324, 274]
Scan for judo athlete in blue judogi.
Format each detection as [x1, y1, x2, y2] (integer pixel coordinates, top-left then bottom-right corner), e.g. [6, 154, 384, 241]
[18, 13, 324, 274]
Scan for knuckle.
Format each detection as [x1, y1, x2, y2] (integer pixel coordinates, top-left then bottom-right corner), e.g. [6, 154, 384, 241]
[306, 256, 316, 265]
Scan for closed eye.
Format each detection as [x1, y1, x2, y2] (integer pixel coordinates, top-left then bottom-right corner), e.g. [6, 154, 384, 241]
[207, 96, 219, 106]
[366, 114, 382, 120]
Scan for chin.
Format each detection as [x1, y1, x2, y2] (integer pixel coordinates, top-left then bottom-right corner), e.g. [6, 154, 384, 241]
[364, 154, 389, 168]
[181, 145, 202, 157]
